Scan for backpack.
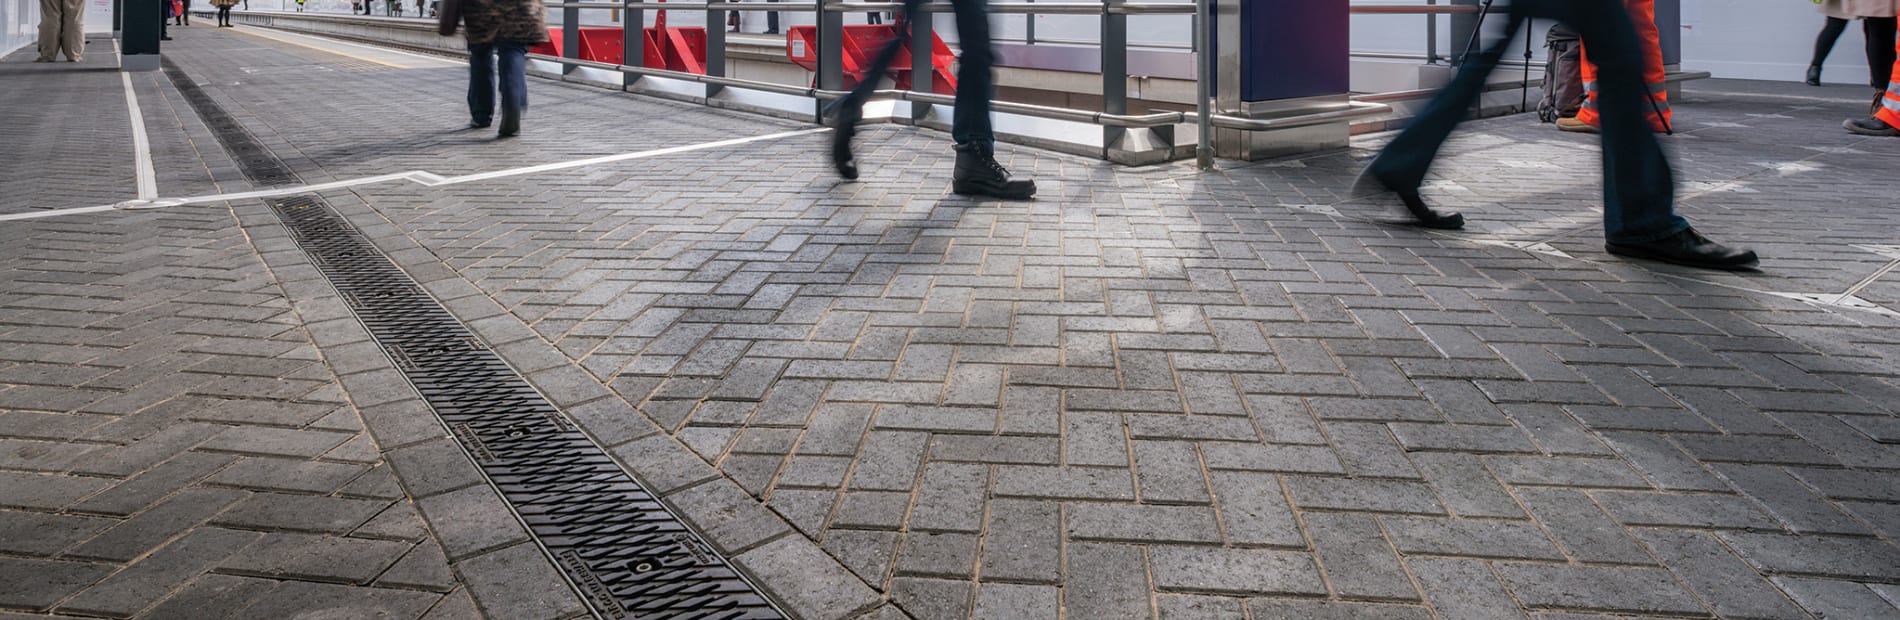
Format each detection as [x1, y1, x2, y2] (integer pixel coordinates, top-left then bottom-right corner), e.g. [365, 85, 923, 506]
[1537, 23, 1585, 123]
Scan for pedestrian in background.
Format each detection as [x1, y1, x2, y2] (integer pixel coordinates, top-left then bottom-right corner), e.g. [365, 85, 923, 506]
[1807, 0, 1898, 90]
[1359, 0, 1756, 270]
[33, 0, 85, 62]
[1845, 30, 1900, 135]
[214, 0, 237, 25]
[181, 0, 193, 24]
[439, 0, 547, 137]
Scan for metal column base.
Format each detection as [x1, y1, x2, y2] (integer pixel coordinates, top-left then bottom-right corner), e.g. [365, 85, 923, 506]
[1105, 126, 1179, 166]
[1214, 95, 1352, 161]
[122, 54, 161, 72]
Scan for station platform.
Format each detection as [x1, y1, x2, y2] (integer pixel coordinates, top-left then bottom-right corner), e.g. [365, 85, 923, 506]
[3, 22, 1900, 620]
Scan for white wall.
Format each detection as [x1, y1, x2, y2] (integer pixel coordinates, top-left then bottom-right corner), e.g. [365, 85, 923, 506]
[1682, 0, 1874, 84]
[3, 0, 41, 57]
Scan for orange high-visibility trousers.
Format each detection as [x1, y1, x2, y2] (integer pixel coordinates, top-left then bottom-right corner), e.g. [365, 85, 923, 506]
[1577, 0, 1671, 132]
[1880, 34, 1900, 128]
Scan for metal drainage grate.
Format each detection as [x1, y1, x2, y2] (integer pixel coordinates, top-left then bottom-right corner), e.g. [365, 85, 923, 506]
[162, 64, 785, 620]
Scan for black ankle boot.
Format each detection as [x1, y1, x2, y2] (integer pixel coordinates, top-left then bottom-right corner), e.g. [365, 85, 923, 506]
[1806, 65, 1821, 86]
[829, 104, 860, 180]
[1353, 167, 1464, 230]
[952, 142, 1036, 200]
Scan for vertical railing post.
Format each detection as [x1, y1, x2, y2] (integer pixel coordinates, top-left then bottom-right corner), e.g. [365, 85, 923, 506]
[910, 0, 934, 121]
[1448, 0, 1477, 65]
[1194, 0, 1211, 168]
[562, 3, 580, 74]
[816, 0, 844, 120]
[1024, 0, 1034, 45]
[1425, 0, 1438, 64]
[705, 0, 727, 96]
[625, 0, 644, 81]
[1100, 0, 1126, 155]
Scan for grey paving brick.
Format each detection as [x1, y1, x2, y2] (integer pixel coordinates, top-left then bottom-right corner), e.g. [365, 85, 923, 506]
[1067, 503, 1221, 544]
[846, 431, 930, 491]
[1718, 532, 1900, 582]
[1131, 440, 1212, 503]
[1199, 442, 1345, 474]
[211, 492, 389, 534]
[908, 462, 989, 532]
[415, 484, 532, 560]
[59, 527, 260, 618]
[1635, 529, 1806, 620]
[140, 574, 279, 620]
[890, 577, 973, 620]
[896, 531, 981, 579]
[1245, 599, 1432, 619]
[1515, 488, 1653, 565]
[668, 479, 793, 554]
[455, 541, 590, 620]
[737, 536, 883, 620]
[68, 488, 247, 562]
[1305, 512, 1417, 601]
[1150, 546, 1324, 596]
[1486, 456, 1651, 489]
[993, 465, 1136, 501]
[1408, 452, 1524, 518]
[1591, 490, 1779, 530]
[0, 510, 115, 556]
[204, 456, 369, 495]
[0, 557, 114, 612]
[1064, 411, 1130, 467]
[232, 579, 441, 620]
[1407, 558, 1526, 620]
[1284, 477, 1444, 514]
[377, 541, 458, 592]
[1062, 543, 1151, 619]
[1772, 577, 1900, 620]
[197, 425, 355, 458]
[218, 531, 410, 584]
[1379, 516, 1565, 561]
[823, 528, 899, 585]
[1206, 471, 1303, 548]
[1494, 564, 1705, 616]
[1715, 464, 1869, 535]
[970, 583, 1058, 620]
[1595, 431, 1727, 492]
[979, 499, 1059, 583]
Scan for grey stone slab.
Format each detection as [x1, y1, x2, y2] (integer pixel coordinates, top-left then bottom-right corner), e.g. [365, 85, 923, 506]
[203, 457, 369, 495]
[896, 531, 980, 579]
[980, 499, 1060, 583]
[1379, 516, 1565, 561]
[1592, 490, 1779, 530]
[666, 479, 792, 554]
[1206, 471, 1303, 548]
[1244, 600, 1432, 619]
[890, 577, 973, 620]
[1718, 532, 1900, 582]
[1635, 529, 1806, 620]
[1515, 488, 1654, 565]
[232, 579, 440, 620]
[970, 583, 1058, 620]
[1407, 558, 1527, 620]
[0, 510, 116, 556]
[140, 574, 279, 620]
[378, 541, 458, 592]
[1067, 503, 1221, 544]
[382, 439, 485, 499]
[1494, 564, 1706, 616]
[1304, 513, 1416, 601]
[1283, 477, 1444, 515]
[455, 542, 589, 620]
[1772, 577, 1900, 620]
[68, 488, 247, 563]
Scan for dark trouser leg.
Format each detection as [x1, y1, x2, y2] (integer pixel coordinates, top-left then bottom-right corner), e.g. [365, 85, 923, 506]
[1866, 17, 1897, 88]
[1369, 0, 1685, 243]
[766, 0, 778, 33]
[1814, 17, 1848, 67]
[467, 43, 495, 124]
[949, 0, 995, 147]
[837, 0, 929, 114]
[496, 42, 529, 117]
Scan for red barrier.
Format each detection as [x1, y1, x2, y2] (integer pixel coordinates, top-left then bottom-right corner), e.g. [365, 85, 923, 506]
[530, 26, 706, 74]
[785, 24, 957, 95]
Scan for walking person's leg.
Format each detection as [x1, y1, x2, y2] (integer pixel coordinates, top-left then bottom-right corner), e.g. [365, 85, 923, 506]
[36, 0, 62, 60]
[1865, 17, 1896, 92]
[945, 0, 1033, 198]
[1359, 6, 1527, 228]
[827, 0, 929, 178]
[1811, 16, 1849, 85]
[496, 42, 528, 136]
[59, 0, 84, 60]
[183, 0, 191, 25]
[766, 0, 779, 34]
[467, 43, 497, 128]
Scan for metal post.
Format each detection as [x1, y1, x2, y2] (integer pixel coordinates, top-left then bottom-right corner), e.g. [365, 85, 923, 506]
[625, 0, 644, 78]
[705, 0, 727, 96]
[911, 2, 935, 120]
[1425, 0, 1437, 64]
[1447, 0, 1476, 65]
[816, 0, 844, 120]
[1193, 0, 1211, 168]
[1101, 0, 1126, 155]
[562, 3, 580, 74]
[1024, 0, 1034, 45]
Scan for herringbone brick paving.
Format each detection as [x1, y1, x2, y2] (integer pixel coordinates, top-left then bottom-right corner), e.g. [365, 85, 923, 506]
[0, 43, 506, 619]
[11, 24, 1900, 619]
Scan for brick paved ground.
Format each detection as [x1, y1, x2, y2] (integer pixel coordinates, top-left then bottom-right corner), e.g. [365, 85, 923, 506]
[6, 23, 1900, 619]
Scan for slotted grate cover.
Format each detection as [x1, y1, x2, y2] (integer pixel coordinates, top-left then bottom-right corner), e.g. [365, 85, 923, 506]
[163, 63, 785, 620]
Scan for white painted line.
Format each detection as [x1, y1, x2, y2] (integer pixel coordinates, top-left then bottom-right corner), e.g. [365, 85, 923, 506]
[123, 73, 159, 200]
[0, 127, 827, 223]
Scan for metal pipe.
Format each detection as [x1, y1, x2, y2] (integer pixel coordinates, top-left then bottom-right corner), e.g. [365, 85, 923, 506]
[1348, 4, 1477, 14]
[1205, 101, 1391, 130]
[1424, 0, 1437, 64]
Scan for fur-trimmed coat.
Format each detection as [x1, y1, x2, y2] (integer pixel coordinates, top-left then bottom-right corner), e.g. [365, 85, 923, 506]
[461, 0, 548, 45]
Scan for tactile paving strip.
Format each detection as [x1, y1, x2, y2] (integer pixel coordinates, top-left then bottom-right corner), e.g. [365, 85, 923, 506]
[162, 62, 785, 620]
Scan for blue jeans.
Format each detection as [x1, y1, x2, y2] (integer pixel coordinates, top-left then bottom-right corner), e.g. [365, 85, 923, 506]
[836, 0, 997, 149]
[468, 41, 529, 125]
[1368, 0, 1689, 244]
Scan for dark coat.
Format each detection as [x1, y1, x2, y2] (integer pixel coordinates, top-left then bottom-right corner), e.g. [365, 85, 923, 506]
[462, 0, 548, 45]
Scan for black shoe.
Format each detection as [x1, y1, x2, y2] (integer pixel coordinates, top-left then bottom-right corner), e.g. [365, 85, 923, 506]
[161, 35, 173, 40]
[829, 104, 861, 180]
[469, 120, 491, 129]
[951, 142, 1036, 200]
[498, 110, 520, 137]
[1844, 116, 1899, 136]
[1605, 228, 1758, 270]
[1352, 167, 1465, 230]
[1805, 65, 1822, 86]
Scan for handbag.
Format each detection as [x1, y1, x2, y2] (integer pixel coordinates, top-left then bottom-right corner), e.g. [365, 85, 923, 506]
[436, 0, 461, 35]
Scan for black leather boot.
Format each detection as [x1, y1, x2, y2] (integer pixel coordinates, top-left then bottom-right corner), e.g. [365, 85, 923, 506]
[1605, 228, 1758, 270]
[1806, 65, 1822, 86]
[952, 142, 1036, 200]
[498, 109, 520, 137]
[1352, 168, 1464, 230]
[1844, 116, 1899, 136]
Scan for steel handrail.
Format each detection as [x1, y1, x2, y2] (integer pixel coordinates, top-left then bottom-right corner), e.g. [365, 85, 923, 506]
[1349, 4, 1479, 14]
[1206, 101, 1391, 131]
[544, 0, 1193, 12]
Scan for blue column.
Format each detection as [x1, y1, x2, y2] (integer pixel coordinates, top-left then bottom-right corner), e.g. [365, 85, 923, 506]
[1238, 0, 1348, 103]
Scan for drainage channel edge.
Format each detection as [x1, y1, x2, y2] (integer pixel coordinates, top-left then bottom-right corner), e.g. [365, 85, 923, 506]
[159, 59, 789, 620]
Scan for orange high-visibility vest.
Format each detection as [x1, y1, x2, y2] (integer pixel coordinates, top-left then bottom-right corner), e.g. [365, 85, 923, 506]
[1880, 34, 1900, 128]
[1576, 0, 1671, 133]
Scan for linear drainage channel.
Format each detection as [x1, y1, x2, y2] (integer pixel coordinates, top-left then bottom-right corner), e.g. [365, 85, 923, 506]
[161, 61, 786, 620]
